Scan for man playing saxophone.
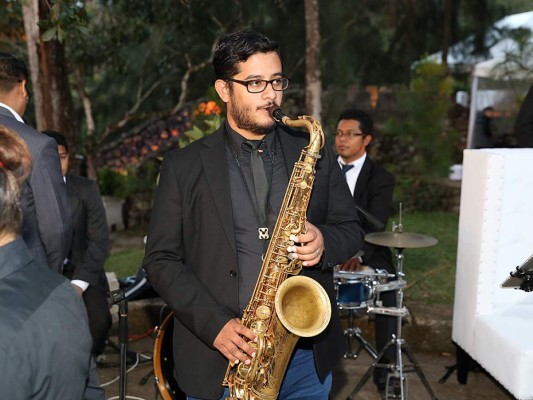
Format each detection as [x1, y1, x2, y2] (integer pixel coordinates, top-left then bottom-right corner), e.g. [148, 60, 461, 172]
[143, 30, 364, 400]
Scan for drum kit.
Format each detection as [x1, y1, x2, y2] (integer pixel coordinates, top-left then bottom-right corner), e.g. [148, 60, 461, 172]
[151, 209, 440, 400]
[335, 216, 440, 400]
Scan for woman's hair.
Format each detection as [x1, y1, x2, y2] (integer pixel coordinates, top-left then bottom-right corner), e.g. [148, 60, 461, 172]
[0, 125, 32, 236]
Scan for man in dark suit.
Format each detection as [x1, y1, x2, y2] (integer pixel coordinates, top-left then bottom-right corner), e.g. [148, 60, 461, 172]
[43, 130, 112, 357]
[514, 83, 533, 148]
[335, 109, 397, 395]
[143, 31, 364, 400]
[0, 125, 94, 399]
[0, 52, 71, 272]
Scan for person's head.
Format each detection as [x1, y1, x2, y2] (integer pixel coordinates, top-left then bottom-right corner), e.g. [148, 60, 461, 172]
[482, 106, 495, 118]
[334, 109, 374, 164]
[0, 125, 32, 245]
[0, 52, 31, 117]
[213, 30, 287, 139]
[42, 130, 69, 177]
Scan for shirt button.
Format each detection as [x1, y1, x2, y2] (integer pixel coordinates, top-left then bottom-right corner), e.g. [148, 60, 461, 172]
[229, 270, 237, 278]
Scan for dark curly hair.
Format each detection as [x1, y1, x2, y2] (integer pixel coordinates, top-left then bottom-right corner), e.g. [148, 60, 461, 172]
[213, 30, 280, 81]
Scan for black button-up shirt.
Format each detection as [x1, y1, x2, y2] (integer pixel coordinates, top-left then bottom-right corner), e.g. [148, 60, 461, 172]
[225, 121, 289, 312]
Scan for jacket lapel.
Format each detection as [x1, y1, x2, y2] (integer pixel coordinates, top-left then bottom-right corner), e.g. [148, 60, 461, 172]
[200, 128, 237, 256]
[354, 156, 372, 203]
[66, 175, 80, 219]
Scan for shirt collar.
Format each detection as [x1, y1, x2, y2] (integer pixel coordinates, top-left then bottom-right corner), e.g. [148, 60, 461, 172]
[0, 102, 24, 123]
[338, 152, 367, 169]
[225, 119, 276, 158]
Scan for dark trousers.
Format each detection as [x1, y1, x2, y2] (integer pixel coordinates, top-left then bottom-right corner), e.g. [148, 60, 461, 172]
[64, 264, 112, 355]
[83, 284, 112, 355]
[373, 278, 398, 389]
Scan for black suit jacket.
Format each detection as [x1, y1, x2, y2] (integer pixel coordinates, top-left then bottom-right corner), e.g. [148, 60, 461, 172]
[353, 156, 395, 271]
[143, 122, 364, 398]
[514, 83, 533, 148]
[66, 174, 109, 288]
[0, 107, 71, 272]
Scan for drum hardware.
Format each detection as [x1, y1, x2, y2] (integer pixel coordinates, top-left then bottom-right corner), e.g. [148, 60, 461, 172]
[343, 309, 378, 359]
[153, 311, 186, 400]
[347, 205, 439, 400]
[334, 266, 386, 359]
[107, 289, 129, 400]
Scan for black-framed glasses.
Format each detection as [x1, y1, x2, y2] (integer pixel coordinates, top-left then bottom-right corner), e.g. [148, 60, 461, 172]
[335, 130, 365, 138]
[226, 77, 289, 93]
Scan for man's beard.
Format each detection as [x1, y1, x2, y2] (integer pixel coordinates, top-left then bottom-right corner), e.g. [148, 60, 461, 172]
[230, 92, 276, 135]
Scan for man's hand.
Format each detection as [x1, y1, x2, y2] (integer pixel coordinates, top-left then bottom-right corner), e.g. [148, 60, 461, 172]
[287, 221, 324, 267]
[213, 318, 257, 365]
[339, 257, 363, 272]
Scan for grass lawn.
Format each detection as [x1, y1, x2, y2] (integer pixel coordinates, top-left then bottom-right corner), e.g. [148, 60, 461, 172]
[105, 249, 145, 278]
[105, 211, 459, 305]
[397, 211, 459, 305]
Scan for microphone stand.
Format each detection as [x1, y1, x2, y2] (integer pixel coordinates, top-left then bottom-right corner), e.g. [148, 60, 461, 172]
[108, 289, 128, 400]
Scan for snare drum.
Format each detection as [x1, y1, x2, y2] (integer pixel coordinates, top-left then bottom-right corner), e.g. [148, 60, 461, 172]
[334, 266, 376, 310]
[153, 313, 186, 400]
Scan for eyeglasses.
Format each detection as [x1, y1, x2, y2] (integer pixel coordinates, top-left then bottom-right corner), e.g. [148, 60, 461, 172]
[335, 130, 365, 138]
[226, 77, 289, 93]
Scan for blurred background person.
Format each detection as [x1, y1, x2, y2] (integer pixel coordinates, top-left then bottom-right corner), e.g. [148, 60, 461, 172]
[0, 52, 71, 272]
[334, 108, 397, 396]
[44, 130, 112, 359]
[514, 83, 533, 148]
[0, 125, 95, 399]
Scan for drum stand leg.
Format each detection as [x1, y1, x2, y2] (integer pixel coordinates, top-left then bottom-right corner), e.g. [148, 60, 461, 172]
[346, 249, 438, 400]
[108, 289, 128, 400]
[343, 309, 378, 359]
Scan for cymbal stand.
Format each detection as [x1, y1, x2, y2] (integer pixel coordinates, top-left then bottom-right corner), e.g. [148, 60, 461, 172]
[342, 308, 378, 360]
[346, 247, 438, 400]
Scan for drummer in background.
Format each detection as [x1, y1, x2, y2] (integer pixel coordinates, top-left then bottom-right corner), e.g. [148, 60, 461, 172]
[334, 108, 397, 396]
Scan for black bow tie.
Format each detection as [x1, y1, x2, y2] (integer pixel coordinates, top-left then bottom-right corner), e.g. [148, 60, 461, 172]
[341, 164, 354, 175]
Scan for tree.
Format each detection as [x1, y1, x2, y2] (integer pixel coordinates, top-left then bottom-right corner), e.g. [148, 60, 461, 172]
[304, 0, 321, 119]
[22, 0, 76, 143]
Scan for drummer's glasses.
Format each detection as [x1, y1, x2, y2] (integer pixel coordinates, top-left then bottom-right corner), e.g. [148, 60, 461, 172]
[226, 77, 289, 93]
[335, 130, 365, 138]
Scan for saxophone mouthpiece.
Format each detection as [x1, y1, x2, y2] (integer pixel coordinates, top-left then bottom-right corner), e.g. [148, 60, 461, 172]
[271, 108, 289, 123]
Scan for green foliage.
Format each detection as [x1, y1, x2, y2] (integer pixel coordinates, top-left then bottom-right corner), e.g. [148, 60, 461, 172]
[383, 60, 458, 179]
[97, 160, 159, 199]
[38, 0, 89, 44]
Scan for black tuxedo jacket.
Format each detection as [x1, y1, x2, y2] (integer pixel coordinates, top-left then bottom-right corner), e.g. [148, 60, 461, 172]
[0, 107, 71, 272]
[144, 122, 364, 398]
[514, 83, 533, 148]
[353, 156, 395, 271]
[66, 174, 109, 288]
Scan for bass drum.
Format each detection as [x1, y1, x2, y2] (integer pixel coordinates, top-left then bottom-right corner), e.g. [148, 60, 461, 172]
[153, 312, 186, 400]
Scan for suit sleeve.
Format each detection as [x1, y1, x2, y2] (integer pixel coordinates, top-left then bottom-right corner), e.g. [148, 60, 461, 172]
[143, 155, 233, 347]
[361, 168, 395, 262]
[32, 138, 72, 272]
[73, 180, 109, 285]
[313, 143, 365, 268]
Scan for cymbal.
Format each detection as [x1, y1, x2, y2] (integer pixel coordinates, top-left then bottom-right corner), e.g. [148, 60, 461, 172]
[365, 231, 438, 249]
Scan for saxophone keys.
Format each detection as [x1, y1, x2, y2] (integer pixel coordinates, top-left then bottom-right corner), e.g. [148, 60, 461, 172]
[255, 305, 271, 320]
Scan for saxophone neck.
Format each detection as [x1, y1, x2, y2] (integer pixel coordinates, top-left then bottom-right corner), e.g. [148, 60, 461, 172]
[271, 109, 324, 155]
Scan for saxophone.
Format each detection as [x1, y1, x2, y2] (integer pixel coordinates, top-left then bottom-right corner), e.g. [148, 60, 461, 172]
[223, 109, 332, 400]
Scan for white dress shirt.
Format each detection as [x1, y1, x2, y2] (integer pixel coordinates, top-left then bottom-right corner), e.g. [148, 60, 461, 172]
[337, 152, 367, 195]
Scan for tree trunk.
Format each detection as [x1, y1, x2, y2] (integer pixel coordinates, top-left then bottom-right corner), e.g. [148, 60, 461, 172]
[22, 1, 77, 151]
[304, 0, 322, 121]
[441, 0, 452, 66]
